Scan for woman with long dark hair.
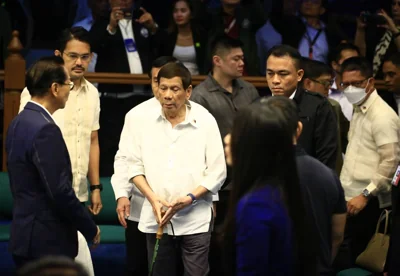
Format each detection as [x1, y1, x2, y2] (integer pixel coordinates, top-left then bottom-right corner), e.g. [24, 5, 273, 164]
[223, 102, 317, 275]
[157, 0, 207, 75]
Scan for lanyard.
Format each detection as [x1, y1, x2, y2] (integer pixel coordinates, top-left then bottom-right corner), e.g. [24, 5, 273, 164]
[224, 18, 236, 34]
[305, 29, 322, 59]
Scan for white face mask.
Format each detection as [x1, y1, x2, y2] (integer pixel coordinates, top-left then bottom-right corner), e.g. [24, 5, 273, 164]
[343, 79, 370, 105]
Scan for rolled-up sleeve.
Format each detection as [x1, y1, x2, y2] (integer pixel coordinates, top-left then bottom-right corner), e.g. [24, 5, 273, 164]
[111, 112, 144, 200]
[367, 115, 400, 195]
[200, 116, 227, 194]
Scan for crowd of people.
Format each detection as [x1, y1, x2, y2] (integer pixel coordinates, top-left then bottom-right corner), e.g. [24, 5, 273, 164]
[3, 0, 400, 276]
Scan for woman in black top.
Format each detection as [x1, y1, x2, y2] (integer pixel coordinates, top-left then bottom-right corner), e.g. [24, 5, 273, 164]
[157, 0, 208, 75]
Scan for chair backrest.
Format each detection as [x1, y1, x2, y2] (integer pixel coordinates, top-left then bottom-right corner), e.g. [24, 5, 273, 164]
[0, 172, 13, 219]
[92, 177, 119, 225]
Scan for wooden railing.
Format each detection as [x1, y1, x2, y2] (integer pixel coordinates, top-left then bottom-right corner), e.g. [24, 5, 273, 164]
[0, 31, 389, 170]
[0, 71, 388, 89]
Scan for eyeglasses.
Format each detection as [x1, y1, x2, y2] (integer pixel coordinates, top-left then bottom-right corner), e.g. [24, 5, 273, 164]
[340, 78, 369, 90]
[60, 82, 74, 91]
[310, 78, 334, 88]
[63, 52, 91, 62]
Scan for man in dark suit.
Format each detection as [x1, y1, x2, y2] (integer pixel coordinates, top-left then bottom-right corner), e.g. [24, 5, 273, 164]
[89, 0, 162, 176]
[6, 56, 100, 268]
[265, 44, 338, 170]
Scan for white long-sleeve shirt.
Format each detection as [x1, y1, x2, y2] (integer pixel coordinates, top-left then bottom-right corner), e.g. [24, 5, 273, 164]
[113, 99, 226, 235]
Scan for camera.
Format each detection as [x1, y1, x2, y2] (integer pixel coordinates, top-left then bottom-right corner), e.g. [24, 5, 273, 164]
[361, 13, 387, 25]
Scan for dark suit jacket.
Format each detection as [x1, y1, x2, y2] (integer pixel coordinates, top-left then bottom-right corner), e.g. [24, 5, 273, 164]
[294, 88, 338, 171]
[90, 18, 162, 94]
[378, 90, 398, 115]
[5, 102, 97, 259]
[156, 25, 208, 74]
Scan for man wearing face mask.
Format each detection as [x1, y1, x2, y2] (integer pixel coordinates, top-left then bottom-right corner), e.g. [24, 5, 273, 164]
[337, 56, 400, 269]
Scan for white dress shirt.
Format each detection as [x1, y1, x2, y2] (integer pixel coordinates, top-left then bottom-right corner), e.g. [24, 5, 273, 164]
[20, 79, 101, 201]
[340, 91, 400, 208]
[115, 100, 226, 235]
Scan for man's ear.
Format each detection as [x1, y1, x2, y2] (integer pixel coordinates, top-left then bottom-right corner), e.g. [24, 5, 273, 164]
[296, 121, 303, 140]
[297, 69, 304, 82]
[50, 82, 59, 97]
[303, 78, 312, 91]
[54, 50, 62, 57]
[186, 85, 192, 100]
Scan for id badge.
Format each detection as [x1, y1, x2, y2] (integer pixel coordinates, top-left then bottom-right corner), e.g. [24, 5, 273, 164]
[124, 38, 137, 52]
[391, 165, 400, 186]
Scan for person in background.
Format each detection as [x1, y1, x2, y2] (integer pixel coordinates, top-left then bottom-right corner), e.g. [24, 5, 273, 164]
[329, 42, 360, 121]
[337, 56, 400, 270]
[301, 57, 349, 175]
[6, 56, 100, 269]
[157, 0, 208, 75]
[381, 52, 400, 115]
[265, 44, 338, 170]
[112, 55, 178, 276]
[223, 101, 317, 275]
[202, 0, 266, 75]
[264, 96, 347, 275]
[354, 1, 400, 78]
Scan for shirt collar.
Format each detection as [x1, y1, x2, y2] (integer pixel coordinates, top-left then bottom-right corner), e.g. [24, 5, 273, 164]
[358, 90, 378, 114]
[156, 100, 198, 128]
[289, 89, 297, 99]
[29, 100, 54, 120]
[300, 16, 326, 29]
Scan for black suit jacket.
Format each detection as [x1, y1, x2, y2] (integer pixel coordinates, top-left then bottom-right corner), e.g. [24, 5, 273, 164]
[293, 88, 338, 170]
[378, 90, 398, 115]
[90, 18, 162, 94]
[5, 102, 97, 259]
[156, 25, 208, 74]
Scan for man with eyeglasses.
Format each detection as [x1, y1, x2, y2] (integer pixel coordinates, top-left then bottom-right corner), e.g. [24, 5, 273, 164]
[301, 58, 349, 175]
[336, 56, 400, 270]
[6, 56, 100, 269]
[19, 27, 102, 214]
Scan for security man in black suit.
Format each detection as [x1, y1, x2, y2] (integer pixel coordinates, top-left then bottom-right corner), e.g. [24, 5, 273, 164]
[265, 44, 338, 170]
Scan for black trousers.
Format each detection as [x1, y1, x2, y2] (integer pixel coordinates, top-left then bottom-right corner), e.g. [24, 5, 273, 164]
[209, 190, 230, 276]
[125, 220, 148, 276]
[333, 197, 383, 273]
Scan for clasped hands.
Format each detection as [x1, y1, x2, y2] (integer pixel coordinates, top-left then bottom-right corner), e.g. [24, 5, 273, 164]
[151, 195, 192, 227]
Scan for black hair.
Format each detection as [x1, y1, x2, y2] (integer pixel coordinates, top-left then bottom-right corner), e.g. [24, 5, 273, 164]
[210, 35, 243, 60]
[223, 100, 317, 275]
[157, 62, 192, 90]
[267, 44, 303, 70]
[341, 56, 373, 79]
[168, 0, 194, 33]
[329, 42, 360, 64]
[384, 52, 400, 68]
[16, 256, 88, 276]
[302, 57, 334, 80]
[26, 56, 67, 98]
[58, 27, 91, 53]
[148, 56, 178, 78]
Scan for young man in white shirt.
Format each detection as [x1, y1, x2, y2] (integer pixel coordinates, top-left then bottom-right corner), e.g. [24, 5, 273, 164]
[116, 62, 226, 276]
